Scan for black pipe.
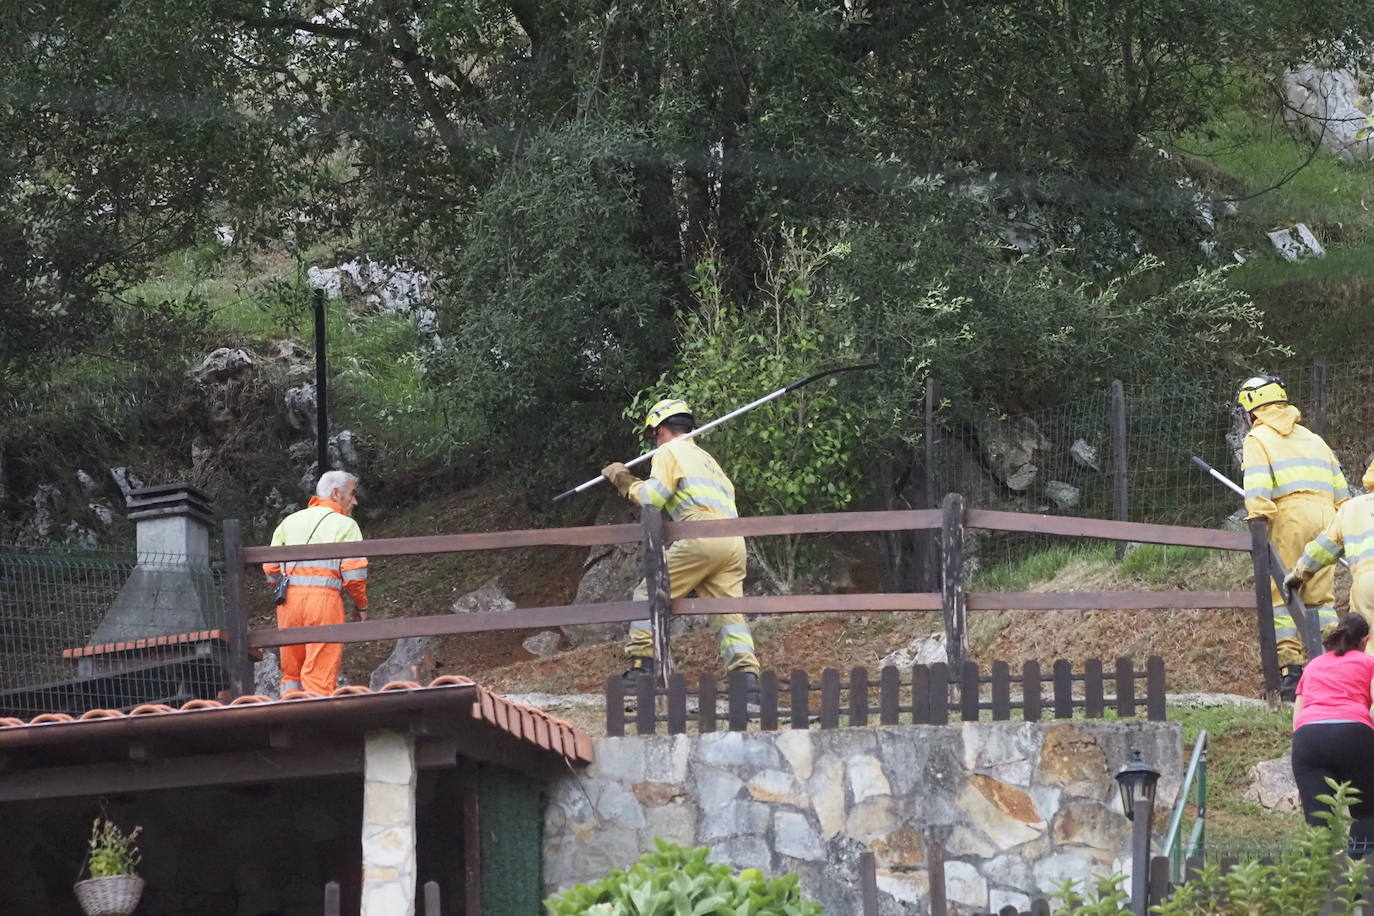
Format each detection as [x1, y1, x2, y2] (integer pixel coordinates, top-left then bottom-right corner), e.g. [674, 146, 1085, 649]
[314, 288, 329, 474]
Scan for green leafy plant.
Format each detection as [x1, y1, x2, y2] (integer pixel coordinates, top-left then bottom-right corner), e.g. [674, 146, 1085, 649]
[632, 230, 863, 591]
[544, 839, 827, 915]
[86, 818, 142, 880]
[1054, 781, 1367, 916]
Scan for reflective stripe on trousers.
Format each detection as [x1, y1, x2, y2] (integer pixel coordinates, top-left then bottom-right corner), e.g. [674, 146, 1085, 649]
[625, 536, 759, 674]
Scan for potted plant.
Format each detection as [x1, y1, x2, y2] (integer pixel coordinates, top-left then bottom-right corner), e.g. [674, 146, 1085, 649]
[74, 818, 144, 916]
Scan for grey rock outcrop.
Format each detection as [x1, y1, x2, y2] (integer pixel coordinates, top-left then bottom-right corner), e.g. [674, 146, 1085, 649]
[974, 416, 1050, 491]
[1243, 754, 1300, 814]
[563, 498, 642, 647]
[451, 577, 515, 615]
[1282, 63, 1374, 165]
[193, 347, 255, 385]
[369, 637, 437, 689]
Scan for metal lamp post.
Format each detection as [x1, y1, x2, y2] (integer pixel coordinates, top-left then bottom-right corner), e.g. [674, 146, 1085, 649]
[1116, 748, 1162, 916]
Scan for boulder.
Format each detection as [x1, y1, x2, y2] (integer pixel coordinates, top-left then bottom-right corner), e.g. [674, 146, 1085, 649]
[1070, 439, 1100, 472]
[563, 498, 642, 647]
[283, 385, 317, 432]
[109, 467, 145, 501]
[1045, 480, 1080, 510]
[973, 415, 1049, 491]
[64, 521, 98, 549]
[31, 484, 58, 537]
[880, 631, 947, 669]
[1282, 64, 1374, 165]
[452, 577, 515, 615]
[89, 502, 114, 529]
[254, 652, 282, 699]
[1243, 754, 1300, 814]
[1267, 223, 1325, 262]
[75, 469, 101, 497]
[369, 636, 437, 689]
[193, 347, 255, 385]
[329, 430, 361, 471]
[307, 258, 431, 313]
[521, 630, 564, 658]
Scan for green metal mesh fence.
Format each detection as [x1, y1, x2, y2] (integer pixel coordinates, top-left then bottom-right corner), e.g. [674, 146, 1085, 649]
[0, 545, 230, 718]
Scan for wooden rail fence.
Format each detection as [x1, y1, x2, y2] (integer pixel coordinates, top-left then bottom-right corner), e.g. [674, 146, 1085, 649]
[604, 657, 1166, 736]
[224, 494, 1302, 699]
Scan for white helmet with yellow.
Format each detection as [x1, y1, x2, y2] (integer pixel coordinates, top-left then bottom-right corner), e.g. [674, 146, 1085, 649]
[643, 398, 693, 436]
[1236, 375, 1288, 413]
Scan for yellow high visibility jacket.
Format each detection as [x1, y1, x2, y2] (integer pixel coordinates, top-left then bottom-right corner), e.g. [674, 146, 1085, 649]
[625, 438, 738, 522]
[1242, 404, 1349, 521]
[262, 496, 368, 607]
[1298, 462, 1374, 579]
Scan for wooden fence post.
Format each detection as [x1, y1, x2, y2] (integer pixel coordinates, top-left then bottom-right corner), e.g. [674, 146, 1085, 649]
[940, 493, 967, 671]
[641, 506, 672, 688]
[1248, 519, 1281, 697]
[1111, 379, 1129, 560]
[221, 518, 254, 699]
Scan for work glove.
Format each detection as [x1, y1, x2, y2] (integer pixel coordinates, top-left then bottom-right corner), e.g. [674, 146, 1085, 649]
[1283, 569, 1304, 596]
[602, 462, 637, 497]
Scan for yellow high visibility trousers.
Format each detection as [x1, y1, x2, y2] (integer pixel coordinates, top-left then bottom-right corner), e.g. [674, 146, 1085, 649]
[1270, 494, 1337, 668]
[625, 535, 760, 674]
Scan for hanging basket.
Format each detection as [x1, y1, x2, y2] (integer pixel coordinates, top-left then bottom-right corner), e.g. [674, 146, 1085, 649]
[74, 875, 144, 916]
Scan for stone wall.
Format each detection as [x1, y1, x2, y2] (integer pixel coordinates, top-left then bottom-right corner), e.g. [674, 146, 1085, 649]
[545, 721, 1182, 914]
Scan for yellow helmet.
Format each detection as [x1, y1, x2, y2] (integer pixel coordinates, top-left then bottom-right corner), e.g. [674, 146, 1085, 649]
[643, 397, 691, 435]
[1236, 375, 1288, 412]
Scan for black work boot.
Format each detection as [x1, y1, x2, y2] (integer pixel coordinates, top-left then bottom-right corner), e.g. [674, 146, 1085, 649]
[1279, 664, 1303, 702]
[620, 657, 655, 690]
[735, 671, 761, 705]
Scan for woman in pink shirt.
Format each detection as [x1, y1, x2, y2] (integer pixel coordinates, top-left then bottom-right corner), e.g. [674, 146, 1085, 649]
[1292, 612, 1374, 857]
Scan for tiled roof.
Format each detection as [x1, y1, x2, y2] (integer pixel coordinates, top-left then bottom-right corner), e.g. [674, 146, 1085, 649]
[0, 675, 593, 765]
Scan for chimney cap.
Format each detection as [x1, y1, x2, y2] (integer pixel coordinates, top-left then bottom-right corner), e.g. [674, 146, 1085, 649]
[126, 484, 213, 524]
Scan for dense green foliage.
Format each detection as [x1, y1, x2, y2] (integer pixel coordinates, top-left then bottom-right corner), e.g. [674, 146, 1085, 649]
[3, 0, 1373, 527]
[544, 840, 826, 916]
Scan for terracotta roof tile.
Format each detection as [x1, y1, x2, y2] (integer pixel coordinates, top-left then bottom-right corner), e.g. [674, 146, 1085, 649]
[0, 677, 593, 765]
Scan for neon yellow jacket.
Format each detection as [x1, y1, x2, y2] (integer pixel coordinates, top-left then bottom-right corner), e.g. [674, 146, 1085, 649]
[621, 438, 738, 521]
[1242, 404, 1349, 521]
[1297, 462, 1374, 579]
[262, 496, 368, 607]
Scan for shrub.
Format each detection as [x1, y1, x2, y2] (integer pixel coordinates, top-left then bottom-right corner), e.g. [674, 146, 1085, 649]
[544, 840, 827, 915]
[1054, 781, 1366, 916]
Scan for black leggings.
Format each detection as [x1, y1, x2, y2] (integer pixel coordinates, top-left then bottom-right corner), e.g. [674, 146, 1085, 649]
[1292, 722, 1374, 856]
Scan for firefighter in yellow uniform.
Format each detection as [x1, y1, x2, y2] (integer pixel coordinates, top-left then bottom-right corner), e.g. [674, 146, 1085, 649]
[1287, 458, 1374, 643]
[1239, 375, 1349, 698]
[602, 398, 761, 689]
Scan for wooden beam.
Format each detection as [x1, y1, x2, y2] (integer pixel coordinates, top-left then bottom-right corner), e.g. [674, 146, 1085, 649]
[964, 509, 1252, 551]
[642, 507, 672, 688]
[941, 493, 967, 669]
[965, 590, 1257, 610]
[672, 593, 942, 616]
[241, 509, 944, 565]
[0, 746, 365, 802]
[666, 509, 941, 540]
[248, 600, 647, 648]
[244, 522, 643, 563]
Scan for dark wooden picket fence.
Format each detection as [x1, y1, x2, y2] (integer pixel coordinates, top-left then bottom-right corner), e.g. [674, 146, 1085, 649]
[605, 656, 1166, 736]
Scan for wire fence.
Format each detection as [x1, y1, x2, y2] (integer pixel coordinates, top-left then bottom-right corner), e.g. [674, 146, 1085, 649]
[929, 359, 1374, 583]
[0, 545, 230, 719]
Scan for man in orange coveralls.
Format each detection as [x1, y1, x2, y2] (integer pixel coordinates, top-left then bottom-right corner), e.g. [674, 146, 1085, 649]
[262, 470, 369, 694]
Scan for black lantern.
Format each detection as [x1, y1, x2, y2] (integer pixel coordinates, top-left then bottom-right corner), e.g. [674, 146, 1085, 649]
[1115, 748, 1161, 821]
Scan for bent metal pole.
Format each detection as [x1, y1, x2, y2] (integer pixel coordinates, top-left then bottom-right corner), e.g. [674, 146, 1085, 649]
[1189, 455, 1350, 571]
[552, 363, 879, 502]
